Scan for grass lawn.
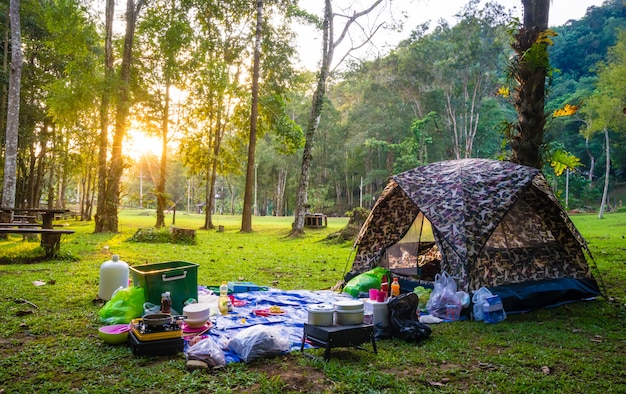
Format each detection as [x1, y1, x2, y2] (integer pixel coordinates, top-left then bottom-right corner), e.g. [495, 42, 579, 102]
[0, 209, 624, 393]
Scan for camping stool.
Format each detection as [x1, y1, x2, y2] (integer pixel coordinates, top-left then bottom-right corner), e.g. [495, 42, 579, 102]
[300, 323, 377, 361]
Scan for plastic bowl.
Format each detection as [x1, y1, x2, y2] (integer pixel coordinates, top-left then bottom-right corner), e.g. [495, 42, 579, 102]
[183, 303, 211, 321]
[98, 324, 130, 345]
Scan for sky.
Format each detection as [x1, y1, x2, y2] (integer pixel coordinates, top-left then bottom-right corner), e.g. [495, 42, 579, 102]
[295, 0, 607, 71]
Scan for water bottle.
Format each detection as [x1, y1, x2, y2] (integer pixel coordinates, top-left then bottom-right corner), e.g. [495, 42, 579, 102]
[483, 295, 506, 324]
[218, 281, 229, 315]
[391, 277, 400, 297]
[98, 255, 129, 301]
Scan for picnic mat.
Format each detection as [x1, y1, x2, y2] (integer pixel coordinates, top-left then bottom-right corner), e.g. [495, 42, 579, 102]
[194, 287, 356, 363]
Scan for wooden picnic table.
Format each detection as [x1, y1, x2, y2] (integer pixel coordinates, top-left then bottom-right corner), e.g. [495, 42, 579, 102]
[0, 207, 74, 256]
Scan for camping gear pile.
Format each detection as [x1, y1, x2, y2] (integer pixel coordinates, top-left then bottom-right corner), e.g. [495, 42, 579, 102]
[347, 158, 602, 313]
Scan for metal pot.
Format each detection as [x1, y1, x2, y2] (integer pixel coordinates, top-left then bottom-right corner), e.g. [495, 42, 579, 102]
[307, 304, 334, 326]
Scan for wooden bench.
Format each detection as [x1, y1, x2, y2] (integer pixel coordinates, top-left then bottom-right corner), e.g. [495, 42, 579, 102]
[12, 215, 38, 224]
[0, 223, 43, 228]
[0, 228, 75, 257]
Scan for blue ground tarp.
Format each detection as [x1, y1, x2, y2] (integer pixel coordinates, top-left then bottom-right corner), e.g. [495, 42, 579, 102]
[193, 288, 355, 363]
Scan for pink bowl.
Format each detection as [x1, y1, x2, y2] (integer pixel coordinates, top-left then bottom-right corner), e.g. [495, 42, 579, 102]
[98, 324, 130, 345]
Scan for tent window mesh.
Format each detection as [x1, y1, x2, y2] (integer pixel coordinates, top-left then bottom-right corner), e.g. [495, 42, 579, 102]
[380, 213, 441, 278]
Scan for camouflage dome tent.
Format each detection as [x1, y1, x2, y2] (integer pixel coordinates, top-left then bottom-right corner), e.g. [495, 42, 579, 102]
[348, 159, 602, 312]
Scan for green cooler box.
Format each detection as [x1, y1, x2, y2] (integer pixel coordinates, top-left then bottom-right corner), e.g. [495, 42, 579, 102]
[130, 261, 199, 314]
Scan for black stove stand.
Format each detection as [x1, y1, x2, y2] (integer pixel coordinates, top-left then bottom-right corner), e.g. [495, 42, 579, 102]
[300, 323, 377, 361]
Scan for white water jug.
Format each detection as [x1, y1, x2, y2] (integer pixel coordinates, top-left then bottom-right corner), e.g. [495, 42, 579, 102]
[98, 255, 129, 301]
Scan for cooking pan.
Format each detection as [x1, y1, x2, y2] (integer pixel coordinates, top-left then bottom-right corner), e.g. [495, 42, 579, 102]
[142, 313, 185, 327]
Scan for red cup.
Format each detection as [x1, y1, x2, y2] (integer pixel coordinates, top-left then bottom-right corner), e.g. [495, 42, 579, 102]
[369, 288, 378, 300]
[376, 290, 385, 302]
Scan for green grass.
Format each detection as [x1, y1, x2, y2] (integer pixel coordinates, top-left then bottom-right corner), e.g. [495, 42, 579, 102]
[0, 210, 625, 393]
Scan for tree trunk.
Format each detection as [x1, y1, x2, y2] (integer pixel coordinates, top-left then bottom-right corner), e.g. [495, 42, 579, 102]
[509, 0, 550, 169]
[206, 144, 219, 229]
[202, 164, 211, 228]
[585, 136, 595, 185]
[155, 82, 170, 229]
[275, 167, 287, 216]
[95, 0, 115, 232]
[241, 0, 263, 233]
[47, 124, 56, 209]
[291, 0, 333, 236]
[0, 7, 9, 136]
[205, 113, 226, 229]
[598, 128, 610, 219]
[96, 0, 143, 233]
[1, 0, 22, 210]
[290, 0, 383, 235]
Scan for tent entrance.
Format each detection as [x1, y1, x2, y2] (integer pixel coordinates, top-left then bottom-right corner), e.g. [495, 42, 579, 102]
[379, 212, 441, 280]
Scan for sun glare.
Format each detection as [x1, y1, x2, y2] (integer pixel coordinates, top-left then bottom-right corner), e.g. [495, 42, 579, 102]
[124, 131, 163, 161]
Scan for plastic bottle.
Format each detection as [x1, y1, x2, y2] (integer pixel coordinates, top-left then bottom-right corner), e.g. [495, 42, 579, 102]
[161, 291, 172, 314]
[380, 277, 389, 300]
[218, 281, 229, 315]
[483, 295, 506, 324]
[391, 277, 400, 297]
[98, 255, 129, 301]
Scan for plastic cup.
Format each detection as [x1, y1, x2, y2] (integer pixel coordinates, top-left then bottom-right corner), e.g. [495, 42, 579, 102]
[376, 290, 385, 302]
[369, 288, 378, 300]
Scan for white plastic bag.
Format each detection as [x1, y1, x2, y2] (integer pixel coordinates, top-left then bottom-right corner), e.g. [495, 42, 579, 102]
[471, 287, 494, 321]
[419, 314, 443, 324]
[228, 325, 290, 363]
[426, 271, 461, 320]
[456, 291, 470, 309]
[186, 336, 226, 368]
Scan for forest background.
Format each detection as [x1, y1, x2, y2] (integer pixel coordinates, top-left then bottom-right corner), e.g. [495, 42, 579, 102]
[1, 0, 625, 229]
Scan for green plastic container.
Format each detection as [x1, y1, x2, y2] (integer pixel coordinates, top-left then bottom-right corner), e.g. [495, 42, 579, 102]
[130, 261, 199, 314]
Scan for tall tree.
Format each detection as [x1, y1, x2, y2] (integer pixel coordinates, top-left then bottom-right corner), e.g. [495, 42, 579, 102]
[95, 0, 114, 229]
[1, 0, 21, 212]
[507, 0, 551, 168]
[240, 0, 304, 231]
[180, 0, 251, 230]
[580, 30, 626, 218]
[95, 0, 145, 233]
[290, 0, 386, 236]
[437, 1, 509, 159]
[241, 0, 263, 233]
[135, 0, 193, 228]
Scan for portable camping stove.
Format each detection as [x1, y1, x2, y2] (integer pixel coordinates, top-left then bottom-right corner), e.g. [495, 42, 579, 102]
[130, 318, 182, 341]
[128, 318, 184, 356]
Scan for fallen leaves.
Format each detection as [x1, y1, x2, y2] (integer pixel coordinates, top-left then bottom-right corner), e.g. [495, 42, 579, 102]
[15, 310, 33, 317]
[428, 377, 450, 387]
[478, 362, 498, 371]
[590, 335, 605, 343]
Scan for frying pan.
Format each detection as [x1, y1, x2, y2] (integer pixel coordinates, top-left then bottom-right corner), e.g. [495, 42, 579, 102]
[142, 313, 185, 327]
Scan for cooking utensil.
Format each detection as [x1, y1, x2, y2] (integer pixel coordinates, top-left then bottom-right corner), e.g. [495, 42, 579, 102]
[142, 313, 186, 327]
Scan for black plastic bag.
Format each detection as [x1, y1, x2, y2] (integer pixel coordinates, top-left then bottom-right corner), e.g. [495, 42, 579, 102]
[388, 292, 432, 342]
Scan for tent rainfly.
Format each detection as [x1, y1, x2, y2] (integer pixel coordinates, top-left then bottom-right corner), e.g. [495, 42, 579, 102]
[348, 159, 602, 312]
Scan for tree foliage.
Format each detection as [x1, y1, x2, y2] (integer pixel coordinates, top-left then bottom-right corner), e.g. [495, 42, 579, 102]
[2, 0, 626, 222]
